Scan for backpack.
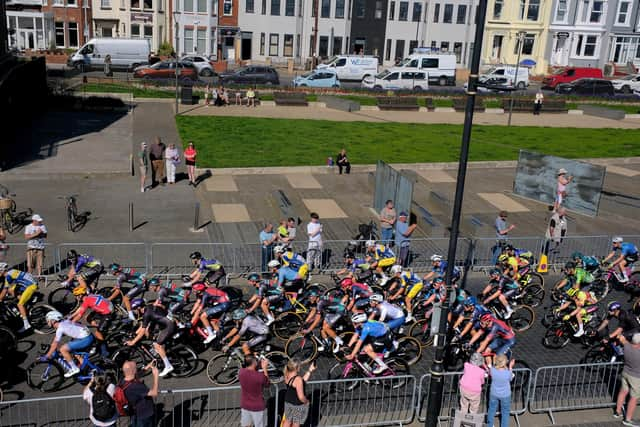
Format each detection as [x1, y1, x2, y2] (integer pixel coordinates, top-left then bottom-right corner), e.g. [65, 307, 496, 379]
[113, 380, 135, 417]
[92, 388, 117, 422]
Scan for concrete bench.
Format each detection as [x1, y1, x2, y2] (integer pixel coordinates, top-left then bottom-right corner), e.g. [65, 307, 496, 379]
[229, 90, 261, 105]
[318, 95, 360, 112]
[377, 96, 419, 111]
[274, 92, 308, 106]
[502, 98, 567, 113]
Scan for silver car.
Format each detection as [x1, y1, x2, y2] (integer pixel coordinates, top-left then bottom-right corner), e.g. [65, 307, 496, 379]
[181, 55, 216, 77]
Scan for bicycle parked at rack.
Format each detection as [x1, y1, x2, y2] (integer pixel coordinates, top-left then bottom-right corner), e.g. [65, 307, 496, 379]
[0, 188, 33, 235]
[58, 195, 91, 232]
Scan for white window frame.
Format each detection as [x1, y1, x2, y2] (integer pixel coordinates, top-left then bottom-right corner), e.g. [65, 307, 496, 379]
[616, 0, 631, 26]
[553, 0, 569, 23]
[101, 0, 111, 7]
[223, 0, 232, 15]
[577, 0, 605, 24]
[572, 33, 600, 58]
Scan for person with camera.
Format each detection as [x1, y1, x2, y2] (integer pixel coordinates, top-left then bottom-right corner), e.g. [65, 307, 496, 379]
[83, 372, 118, 427]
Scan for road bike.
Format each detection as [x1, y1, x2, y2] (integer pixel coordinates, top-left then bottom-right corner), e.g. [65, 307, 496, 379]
[111, 337, 198, 378]
[542, 305, 602, 349]
[206, 345, 289, 386]
[0, 193, 32, 235]
[58, 195, 91, 232]
[327, 353, 409, 392]
[483, 298, 535, 333]
[0, 293, 57, 334]
[47, 274, 109, 315]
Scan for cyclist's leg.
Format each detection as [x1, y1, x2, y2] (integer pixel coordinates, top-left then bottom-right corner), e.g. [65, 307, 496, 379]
[386, 316, 405, 332]
[244, 334, 268, 356]
[406, 283, 423, 320]
[366, 339, 389, 372]
[63, 334, 94, 366]
[17, 284, 37, 322]
[154, 325, 176, 373]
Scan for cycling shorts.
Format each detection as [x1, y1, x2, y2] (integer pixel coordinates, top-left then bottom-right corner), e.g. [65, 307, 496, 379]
[324, 312, 343, 328]
[365, 334, 393, 353]
[67, 334, 95, 352]
[126, 286, 146, 299]
[386, 317, 405, 331]
[87, 311, 113, 333]
[79, 266, 103, 284]
[205, 302, 231, 318]
[17, 284, 38, 306]
[625, 253, 639, 264]
[502, 288, 517, 299]
[488, 336, 515, 356]
[406, 282, 424, 300]
[265, 293, 284, 304]
[377, 258, 396, 268]
[246, 333, 269, 348]
[297, 264, 309, 279]
[156, 323, 176, 345]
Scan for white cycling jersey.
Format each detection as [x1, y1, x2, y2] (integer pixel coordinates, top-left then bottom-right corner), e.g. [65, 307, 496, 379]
[378, 301, 404, 321]
[55, 320, 91, 342]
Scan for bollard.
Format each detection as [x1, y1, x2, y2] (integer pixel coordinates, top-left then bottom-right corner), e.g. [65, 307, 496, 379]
[193, 202, 200, 230]
[129, 202, 134, 232]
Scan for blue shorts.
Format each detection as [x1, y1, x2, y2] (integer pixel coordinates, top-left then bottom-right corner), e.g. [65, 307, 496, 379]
[205, 302, 231, 318]
[67, 334, 95, 352]
[386, 317, 405, 331]
[489, 337, 516, 355]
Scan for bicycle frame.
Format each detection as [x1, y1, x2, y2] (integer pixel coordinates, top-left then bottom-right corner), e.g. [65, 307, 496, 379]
[43, 351, 102, 383]
[341, 353, 399, 378]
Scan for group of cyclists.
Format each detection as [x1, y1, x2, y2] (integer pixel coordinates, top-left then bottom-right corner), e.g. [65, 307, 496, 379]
[0, 234, 637, 386]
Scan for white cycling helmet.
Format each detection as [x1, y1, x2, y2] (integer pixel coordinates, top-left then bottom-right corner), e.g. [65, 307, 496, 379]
[0, 262, 8, 273]
[390, 265, 403, 275]
[370, 294, 384, 303]
[267, 259, 281, 269]
[46, 310, 64, 323]
[365, 240, 376, 248]
[351, 313, 367, 323]
[430, 254, 443, 262]
[273, 244, 287, 254]
[612, 236, 624, 243]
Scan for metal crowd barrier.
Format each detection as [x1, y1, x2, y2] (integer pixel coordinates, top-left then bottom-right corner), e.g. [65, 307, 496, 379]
[55, 243, 148, 274]
[150, 243, 236, 275]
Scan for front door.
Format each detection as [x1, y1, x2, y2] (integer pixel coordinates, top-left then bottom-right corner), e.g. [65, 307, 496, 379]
[354, 38, 366, 55]
[224, 36, 235, 61]
[241, 33, 252, 60]
[491, 35, 503, 60]
[19, 29, 35, 50]
[552, 36, 569, 66]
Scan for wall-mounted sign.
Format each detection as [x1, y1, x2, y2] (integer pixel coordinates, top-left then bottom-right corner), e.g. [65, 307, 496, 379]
[131, 12, 153, 22]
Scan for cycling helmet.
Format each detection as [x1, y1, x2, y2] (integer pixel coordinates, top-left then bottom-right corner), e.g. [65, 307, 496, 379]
[390, 265, 403, 275]
[232, 308, 247, 321]
[489, 268, 501, 276]
[354, 298, 370, 310]
[504, 244, 515, 251]
[365, 240, 376, 248]
[306, 289, 320, 298]
[498, 254, 509, 263]
[193, 283, 207, 293]
[612, 236, 624, 244]
[189, 251, 202, 260]
[464, 296, 477, 306]
[344, 251, 355, 259]
[351, 313, 367, 323]
[148, 278, 160, 287]
[46, 310, 64, 323]
[430, 254, 443, 262]
[73, 286, 87, 296]
[267, 260, 280, 269]
[370, 294, 384, 303]
[608, 301, 622, 312]
[0, 262, 8, 273]
[457, 290, 468, 302]
[564, 261, 576, 270]
[66, 250, 78, 261]
[109, 263, 121, 273]
[480, 313, 493, 324]
[130, 298, 145, 310]
[247, 273, 260, 282]
[273, 245, 287, 254]
[571, 252, 583, 260]
[433, 277, 445, 285]
[340, 277, 354, 288]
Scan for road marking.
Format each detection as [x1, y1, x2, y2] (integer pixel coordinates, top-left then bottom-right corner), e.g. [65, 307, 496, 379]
[606, 165, 640, 177]
[478, 193, 530, 212]
[204, 175, 238, 192]
[286, 174, 323, 189]
[417, 170, 456, 183]
[211, 203, 251, 222]
[302, 199, 348, 218]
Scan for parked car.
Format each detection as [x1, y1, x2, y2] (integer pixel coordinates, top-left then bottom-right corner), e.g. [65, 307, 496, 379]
[133, 60, 198, 80]
[555, 78, 615, 96]
[316, 55, 379, 81]
[362, 70, 429, 91]
[611, 74, 640, 93]
[542, 67, 603, 89]
[219, 66, 280, 85]
[67, 38, 150, 71]
[293, 69, 340, 88]
[479, 65, 529, 89]
[181, 55, 216, 77]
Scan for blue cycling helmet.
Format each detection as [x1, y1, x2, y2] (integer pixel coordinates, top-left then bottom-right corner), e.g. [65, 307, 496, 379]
[433, 277, 444, 284]
[148, 277, 160, 287]
[131, 298, 145, 310]
[489, 268, 501, 276]
[247, 273, 260, 282]
[571, 252, 583, 260]
[456, 290, 467, 302]
[608, 301, 622, 312]
[464, 296, 477, 306]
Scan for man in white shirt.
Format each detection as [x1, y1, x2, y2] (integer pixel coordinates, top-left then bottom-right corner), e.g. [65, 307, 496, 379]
[306, 212, 323, 271]
[24, 214, 47, 276]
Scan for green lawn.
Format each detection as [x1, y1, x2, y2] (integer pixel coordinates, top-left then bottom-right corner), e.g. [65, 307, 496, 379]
[175, 116, 640, 168]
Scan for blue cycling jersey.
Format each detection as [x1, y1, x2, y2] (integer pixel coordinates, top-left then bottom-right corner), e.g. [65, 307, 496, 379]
[616, 242, 639, 257]
[348, 258, 368, 272]
[198, 258, 222, 272]
[282, 251, 306, 271]
[358, 320, 388, 341]
[471, 304, 491, 322]
[74, 254, 98, 271]
[433, 261, 461, 278]
[372, 245, 395, 259]
[4, 269, 37, 291]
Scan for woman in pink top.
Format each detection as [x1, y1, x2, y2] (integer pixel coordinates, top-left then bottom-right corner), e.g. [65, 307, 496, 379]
[554, 168, 573, 211]
[459, 352, 486, 414]
[184, 141, 197, 186]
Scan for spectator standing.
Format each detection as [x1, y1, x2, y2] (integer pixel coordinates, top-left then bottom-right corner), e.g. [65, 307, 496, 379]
[459, 352, 486, 415]
[184, 142, 197, 186]
[287, 218, 298, 241]
[104, 55, 113, 77]
[487, 355, 515, 427]
[239, 355, 271, 427]
[149, 137, 166, 187]
[306, 213, 323, 271]
[138, 142, 149, 193]
[395, 211, 417, 267]
[83, 374, 118, 427]
[259, 223, 277, 272]
[554, 168, 573, 211]
[164, 143, 180, 185]
[121, 361, 159, 427]
[0, 226, 7, 263]
[545, 207, 567, 253]
[379, 200, 396, 244]
[204, 84, 210, 106]
[533, 89, 543, 115]
[492, 211, 515, 265]
[336, 148, 351, 175]
[25, 214, 47, 276]
[282, 360, 315, 427]
[615, 333, 640, 426]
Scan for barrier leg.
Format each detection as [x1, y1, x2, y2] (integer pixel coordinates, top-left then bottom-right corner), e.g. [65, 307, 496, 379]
[548, 409, 556, 425]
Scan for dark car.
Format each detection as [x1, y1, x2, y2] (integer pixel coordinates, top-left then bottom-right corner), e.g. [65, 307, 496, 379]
[555, 78, 615, 96]
[219, 66, 280, 85]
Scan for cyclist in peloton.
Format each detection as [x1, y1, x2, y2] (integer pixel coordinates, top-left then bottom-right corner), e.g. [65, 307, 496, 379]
[191, 283, 231, 345]
[603, 237, 639, 283]
[126, 298, 175, 377]
[364, 240, 396, 281]
[274, 245, 309, 290]
[468, 313, 516, 362]
[452, 296, 491, 341]
[64, 250, 104, 294]
[337, 276, 372, 311]
[336, 252, 372, 282]
[245, 272, 281, 326]
[302, 290, 346, 352]
[480, 268, 515, 319]
[221, 308, 270, 356]
[419, 277, 448, 317]
[571, 252, 601, 274]
[0, 262, 38, 332]
[398, 267, 424, 323]
[69, 289, 114, 356]
[598, 301, 640, 343]
[423, 255, 460, 287]
[44, 310, 95, 377]
[369, 293, 405, 332]
[553, 273, 598, 337]
[554, 261, 594, 295]
[497, 253, 519, 282]
[149, 278, 190, 319]
[187, 251, 226, 287]
[107, 263, 148, 321]
[346, 313, 395, 374]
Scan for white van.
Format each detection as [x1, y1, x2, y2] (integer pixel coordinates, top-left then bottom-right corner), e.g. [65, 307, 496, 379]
[479, 65, 530, 89]
[68, 38, 150, 71]
[392, 53, 457, 86]
[362, 70, 429, 91]
[317, 55, 379, 81]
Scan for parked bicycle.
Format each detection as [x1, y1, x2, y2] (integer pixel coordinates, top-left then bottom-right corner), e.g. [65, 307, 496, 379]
[58, 195, 91, 232]
[0, 191, 33, 235]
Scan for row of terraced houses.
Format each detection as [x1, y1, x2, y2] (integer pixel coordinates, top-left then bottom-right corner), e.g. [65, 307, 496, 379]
[6, 0, 640, 74]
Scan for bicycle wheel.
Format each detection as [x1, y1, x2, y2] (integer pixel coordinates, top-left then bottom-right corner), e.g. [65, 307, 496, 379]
[408, 318, 433, 348]
[206, 353, 241, 385]
[525, 272, 544, 289]
[29, 304, 57, 334]
[97, 286, 122, 306]
[382, 358, 410, 389]
[323, 286, 345, 300]
[590, 279, 610, 300]
[542, 324, 571, 349]
[111, 347, 147, 372]
[334, 331, 355, 362]
[581, 344, 614, 364]
[629, 272, 640, 289]
[272, 312, 303, 341]
[509, 305, 535, 333]
[395, 336, 422, 366]
[327, 361, 362, 392]
[285, 334, 318, 364]
[263, 351, 289, 384]
[47, 287, 78, 315]
[27, 360, 65, 392]
[521, 284, 545, 308]
[67, 205, 74, 232]
[0, 326, 17, 357]
[167, 344, 198, 378]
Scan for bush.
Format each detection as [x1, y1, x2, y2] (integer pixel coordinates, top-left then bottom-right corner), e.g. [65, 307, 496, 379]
[158, 41, 174, 56]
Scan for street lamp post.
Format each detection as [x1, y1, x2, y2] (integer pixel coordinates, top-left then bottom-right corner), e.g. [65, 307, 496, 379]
[424, 0, 488, 425]
[173, 11, 180, 115]
[508, 31, 526, 126]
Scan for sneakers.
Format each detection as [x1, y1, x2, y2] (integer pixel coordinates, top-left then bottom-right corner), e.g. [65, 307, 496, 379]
[613, 412, 623, 419]
[405, 314, 415, 323]
[203, 333, 216, 345]
[317, 344, 326, 352]
[372, 363, 389, 375]
[159, 365, 174, 377]
[392, 340, 399, 350]
[504, 308, 514, 320]
[64, 366, 80, 378]
[574, 328, 585, 338]
[265, 316, 275, 326]
[622, 419, 639, 427]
